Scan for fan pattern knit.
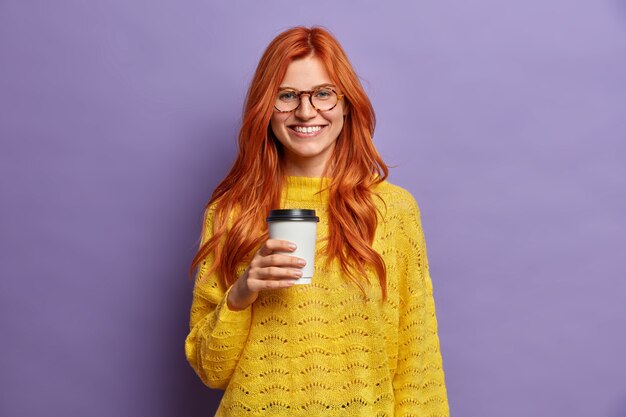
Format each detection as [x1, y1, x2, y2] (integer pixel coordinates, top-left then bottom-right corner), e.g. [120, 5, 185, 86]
[185, 176, 449, 416]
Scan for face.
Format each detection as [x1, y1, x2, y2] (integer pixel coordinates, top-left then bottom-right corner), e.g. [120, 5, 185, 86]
[270, 55, 347, 176]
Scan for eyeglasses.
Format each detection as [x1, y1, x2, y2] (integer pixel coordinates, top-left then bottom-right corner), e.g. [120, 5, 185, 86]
[274, 87, 344, 113]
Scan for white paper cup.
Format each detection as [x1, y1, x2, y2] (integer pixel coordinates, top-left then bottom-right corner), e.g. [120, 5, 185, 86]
[266, 209, 319, 284]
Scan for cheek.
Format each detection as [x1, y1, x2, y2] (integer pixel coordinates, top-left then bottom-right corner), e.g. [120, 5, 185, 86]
[270, 116, 283, 142]
[270, 115, 287, 140]
[328, 112, 345, 134]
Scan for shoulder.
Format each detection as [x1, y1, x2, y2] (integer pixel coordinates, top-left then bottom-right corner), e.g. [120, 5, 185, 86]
[201, 200, 239, 233]
[201, 202, 218, 229]
[199, 201, 228, 245]
[373, 181, 422, 220]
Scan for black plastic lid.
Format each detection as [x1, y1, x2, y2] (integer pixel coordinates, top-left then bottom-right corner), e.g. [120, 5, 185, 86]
[266, 209, 319, 222]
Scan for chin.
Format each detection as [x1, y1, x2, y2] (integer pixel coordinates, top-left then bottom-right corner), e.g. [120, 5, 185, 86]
[289, 142, 333, 158]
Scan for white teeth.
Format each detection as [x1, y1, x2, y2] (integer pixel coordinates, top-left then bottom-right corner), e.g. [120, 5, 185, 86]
[293, 125, 322, 133]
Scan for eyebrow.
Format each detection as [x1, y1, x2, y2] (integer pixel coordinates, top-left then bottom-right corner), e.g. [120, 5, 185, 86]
[278, 83, 336, 91]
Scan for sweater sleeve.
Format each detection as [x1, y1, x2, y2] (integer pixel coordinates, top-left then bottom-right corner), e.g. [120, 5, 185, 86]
[184, 206, 251, 389]
[393, 194, 450, 416]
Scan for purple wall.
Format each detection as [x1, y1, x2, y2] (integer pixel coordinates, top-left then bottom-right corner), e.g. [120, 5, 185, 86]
[1, 1, 625, 416]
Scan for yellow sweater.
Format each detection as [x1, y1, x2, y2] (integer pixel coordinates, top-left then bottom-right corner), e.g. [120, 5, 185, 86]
[185, 177, 449, 416]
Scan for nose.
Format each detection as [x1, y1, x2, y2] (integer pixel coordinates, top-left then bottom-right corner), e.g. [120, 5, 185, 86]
[294, 93, 317, 120]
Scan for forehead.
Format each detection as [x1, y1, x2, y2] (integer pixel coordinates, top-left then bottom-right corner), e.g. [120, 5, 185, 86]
[279, 56, 333, 90]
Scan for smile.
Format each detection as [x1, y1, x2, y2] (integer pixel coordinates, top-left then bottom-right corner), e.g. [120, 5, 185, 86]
[292, 125, 323, 133]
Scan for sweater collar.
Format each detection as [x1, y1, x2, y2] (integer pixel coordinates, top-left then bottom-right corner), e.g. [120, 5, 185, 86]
[282, 176, 331, 205]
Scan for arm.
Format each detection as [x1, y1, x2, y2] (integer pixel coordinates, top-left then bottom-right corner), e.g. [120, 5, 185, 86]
[184, 207, 252, 389]
[393, 195, 450, 416]
[184, 207, 304, 389]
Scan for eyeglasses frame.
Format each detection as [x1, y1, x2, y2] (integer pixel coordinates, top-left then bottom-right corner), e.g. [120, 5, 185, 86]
[273, 87, 345, 113]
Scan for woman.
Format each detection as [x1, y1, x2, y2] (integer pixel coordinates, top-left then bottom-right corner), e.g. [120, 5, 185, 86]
[185, 26, 449, 416]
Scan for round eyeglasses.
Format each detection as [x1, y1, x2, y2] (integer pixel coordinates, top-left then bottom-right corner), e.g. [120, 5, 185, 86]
[274, 87, 344, 113]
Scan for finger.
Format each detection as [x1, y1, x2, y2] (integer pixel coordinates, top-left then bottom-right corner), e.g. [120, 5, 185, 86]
[258, 239, 297, 256]
[254, 266, 303, 281]
[257, 253, 306, 268]
[248, 278, 297, 292]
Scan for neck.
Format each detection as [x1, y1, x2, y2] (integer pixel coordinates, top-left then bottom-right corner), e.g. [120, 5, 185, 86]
[282, 147, 335, 178]
[283, 159, 326, 177]
[283, 155, 338, 178]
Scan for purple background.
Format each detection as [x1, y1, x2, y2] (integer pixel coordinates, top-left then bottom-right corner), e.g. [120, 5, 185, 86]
[1, 1, 625, 416]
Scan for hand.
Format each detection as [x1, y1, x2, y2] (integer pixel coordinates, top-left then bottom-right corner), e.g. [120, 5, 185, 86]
[227, 239, 306, 310]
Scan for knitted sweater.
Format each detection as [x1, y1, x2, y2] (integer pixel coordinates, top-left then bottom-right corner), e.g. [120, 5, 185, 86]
[185, 176, 449, 416]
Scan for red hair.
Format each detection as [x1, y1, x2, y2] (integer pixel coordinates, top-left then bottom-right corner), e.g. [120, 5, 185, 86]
[189, 26, 389, 297]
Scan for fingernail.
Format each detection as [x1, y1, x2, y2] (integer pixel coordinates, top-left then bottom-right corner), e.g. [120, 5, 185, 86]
[288, 243, 297, 250]
[297, 259, 306, 267]
[293, 270, 303, 277]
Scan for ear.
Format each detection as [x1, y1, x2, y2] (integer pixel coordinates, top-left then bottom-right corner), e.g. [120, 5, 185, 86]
[342, 101, 350, 116]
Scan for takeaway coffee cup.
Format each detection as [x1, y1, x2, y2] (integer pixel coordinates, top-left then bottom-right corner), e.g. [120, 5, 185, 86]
[266, 209, 319, 284]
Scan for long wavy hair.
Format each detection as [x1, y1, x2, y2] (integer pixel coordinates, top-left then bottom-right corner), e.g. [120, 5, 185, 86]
[189, 26, 389, 297]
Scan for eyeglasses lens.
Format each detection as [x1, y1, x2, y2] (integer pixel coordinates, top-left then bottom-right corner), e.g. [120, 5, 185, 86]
[275, 88, 338, 112]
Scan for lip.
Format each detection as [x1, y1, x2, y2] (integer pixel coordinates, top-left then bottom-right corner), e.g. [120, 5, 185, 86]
[288, 124, 327, 138]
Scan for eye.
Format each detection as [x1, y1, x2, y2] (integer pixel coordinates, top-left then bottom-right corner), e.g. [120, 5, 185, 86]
[314, 88, 333, 100]
[278, 91, 298, 102]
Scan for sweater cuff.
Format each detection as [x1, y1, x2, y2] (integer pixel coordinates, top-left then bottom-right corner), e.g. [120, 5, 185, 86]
[217, 285, 252, 323]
